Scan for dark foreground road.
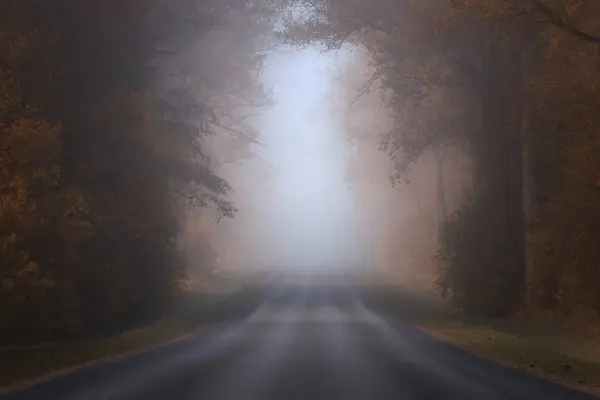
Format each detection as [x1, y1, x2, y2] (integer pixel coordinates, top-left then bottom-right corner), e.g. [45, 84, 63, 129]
[3, 273, 598, 400]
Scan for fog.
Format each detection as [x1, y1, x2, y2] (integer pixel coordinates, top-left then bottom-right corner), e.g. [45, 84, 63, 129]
[180, 44, 378, 278]
[177, 17, 470, 286]
[192, 47, 384, 280]
[253, 47, 366, 272]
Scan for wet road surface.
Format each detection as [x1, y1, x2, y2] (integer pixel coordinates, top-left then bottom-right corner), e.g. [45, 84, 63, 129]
[3, 273, 597, 400]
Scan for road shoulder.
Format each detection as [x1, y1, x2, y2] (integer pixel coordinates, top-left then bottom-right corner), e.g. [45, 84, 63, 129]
[0, 284, 263, 394]
[362, 284, 600, 397]
[0, 320, 200, 395]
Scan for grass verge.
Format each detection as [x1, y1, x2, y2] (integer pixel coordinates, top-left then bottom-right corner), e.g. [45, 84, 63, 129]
[362, 284, 600, 397]
[0, 285, 263, 391]
[0, 319, 194, 390]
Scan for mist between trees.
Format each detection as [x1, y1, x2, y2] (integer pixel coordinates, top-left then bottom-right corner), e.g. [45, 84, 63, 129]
[0, 0, 276, 343]
[2, 0, 600, 345]
[281, 0, 600, 322]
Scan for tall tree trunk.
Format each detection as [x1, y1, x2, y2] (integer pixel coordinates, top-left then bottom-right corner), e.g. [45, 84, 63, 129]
[522, 111, 536, 307]
[520, 19, 541, 311]
[434, 146, 448, 229]
[505, 17, 527, 311]
[470, 18, 526, 316]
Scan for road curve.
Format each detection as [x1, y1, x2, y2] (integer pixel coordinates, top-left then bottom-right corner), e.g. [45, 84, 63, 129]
[3, 273, 598, 400]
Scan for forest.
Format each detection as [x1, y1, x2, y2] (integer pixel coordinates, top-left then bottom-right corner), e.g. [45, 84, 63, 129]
[2, 0, 600, 348]
[0, 0, 271, 343]
[279, 0, 600, 322]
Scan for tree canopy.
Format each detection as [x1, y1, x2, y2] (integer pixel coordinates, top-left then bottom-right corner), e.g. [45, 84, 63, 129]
[0, 0, 270, 343]
[277, 0, 600, 321]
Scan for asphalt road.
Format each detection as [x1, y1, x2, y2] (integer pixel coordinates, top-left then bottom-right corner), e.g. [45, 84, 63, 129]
[3, 272, 598, 400]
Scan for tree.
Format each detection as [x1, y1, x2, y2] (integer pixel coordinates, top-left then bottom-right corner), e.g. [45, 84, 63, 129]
[0, 4, 93, 339]
[446, 0, 600, 322]
[0, 0, 272, 342]
[275, 0, 535, 315]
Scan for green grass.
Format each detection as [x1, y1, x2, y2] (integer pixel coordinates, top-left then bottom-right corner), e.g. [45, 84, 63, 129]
[0, 286, 263, 391]
[362, 284, 600, 396]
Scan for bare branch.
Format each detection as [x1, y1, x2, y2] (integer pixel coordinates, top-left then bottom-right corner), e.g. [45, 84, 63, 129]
[349, 70, 383, 107]
[224, 110, 262, 125]
[215, 154, 254, 166]
[532, 0, 600, 43]
[203, 117, 268, 147]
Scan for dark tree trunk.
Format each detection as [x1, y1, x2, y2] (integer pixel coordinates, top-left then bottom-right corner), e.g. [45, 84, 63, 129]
[469, 18, 526, 316]
[434, 146, 448, 229]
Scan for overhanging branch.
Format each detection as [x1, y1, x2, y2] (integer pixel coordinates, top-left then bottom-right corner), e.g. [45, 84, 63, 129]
[203, 117, 267, 147]
[532, 0, 600, 43]
[349, 70, 384, 107]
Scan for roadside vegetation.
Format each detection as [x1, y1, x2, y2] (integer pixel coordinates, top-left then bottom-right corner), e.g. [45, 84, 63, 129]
[276, 0, 600, 392]
[279, 0, 600, 322]
[0, 283, 263, 390]
[0, 0, 269, 351]
[362, 284, 600, 396]
[4, 0, 600, 392]
[0, 0, 271, 386]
